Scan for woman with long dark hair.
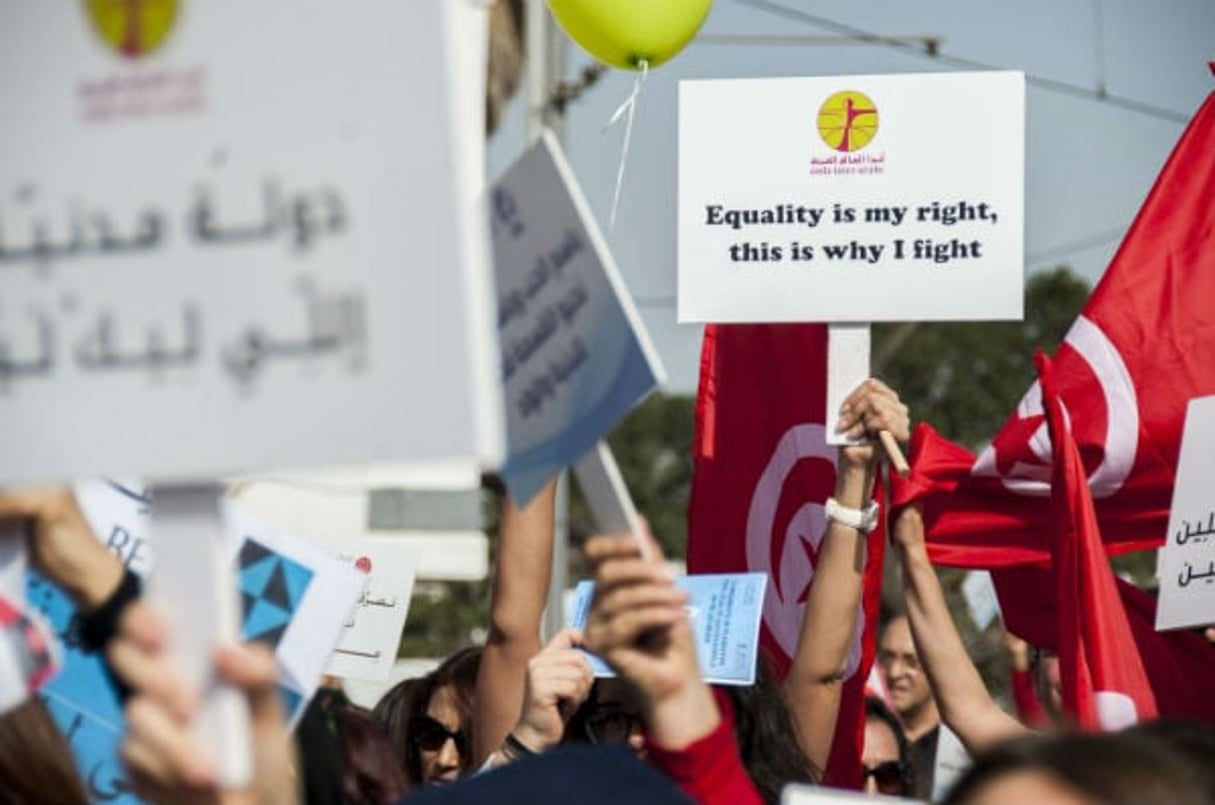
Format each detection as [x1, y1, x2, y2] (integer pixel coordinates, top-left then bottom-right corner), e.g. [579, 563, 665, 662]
[373, 646, 482, 788]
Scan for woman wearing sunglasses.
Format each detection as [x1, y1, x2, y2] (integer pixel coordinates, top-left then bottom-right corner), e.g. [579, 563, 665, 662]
[374, 646, 482, 788]
[863, 696, 914, 797]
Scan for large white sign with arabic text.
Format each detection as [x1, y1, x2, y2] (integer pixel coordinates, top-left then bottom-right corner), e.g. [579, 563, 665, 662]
[0, 1, 502, 483]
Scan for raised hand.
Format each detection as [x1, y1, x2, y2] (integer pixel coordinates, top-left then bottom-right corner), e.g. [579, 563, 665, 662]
[511, 627, 594, 752]
[834, 378, 910, 468]
[583, 524, 718, 750]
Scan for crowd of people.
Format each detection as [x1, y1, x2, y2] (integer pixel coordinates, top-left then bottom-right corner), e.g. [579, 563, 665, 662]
[1, 379, 1213, 804]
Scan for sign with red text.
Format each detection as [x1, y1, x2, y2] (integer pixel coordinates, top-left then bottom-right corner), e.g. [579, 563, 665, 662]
[679, 71, 1024, 323]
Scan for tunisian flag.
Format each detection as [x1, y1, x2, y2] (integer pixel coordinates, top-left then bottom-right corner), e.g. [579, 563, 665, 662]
[1038, 351, 1157, 729]
[894, 90, 1215, 567]
[688, 324, 885, 787]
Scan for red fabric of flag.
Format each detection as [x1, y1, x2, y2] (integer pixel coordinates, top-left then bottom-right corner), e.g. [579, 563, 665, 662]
[688, 323, 884, 787]
[1037, 350, 1158, 729]
[990, 563, 1215, 724]
[892, 92, 1215, 564]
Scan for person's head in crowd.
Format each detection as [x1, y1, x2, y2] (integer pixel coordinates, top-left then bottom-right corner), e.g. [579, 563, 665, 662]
[371, 675, 419, 756]
[862, 696, 914, 798]
[725, 651, 820, 804]
[567, 653, 817, 803]
[333, 705, 410, 804]
[0, 697, 88, 805]
[877, 614, 939, 739]
[563, 678, 645, 754]
[1030, 646, 1063, 719]
[296, 687, 351, 805]
[373, 646, 482, 787]
[1125, 718, 1215, 800]
[943, 729, 1213, 805]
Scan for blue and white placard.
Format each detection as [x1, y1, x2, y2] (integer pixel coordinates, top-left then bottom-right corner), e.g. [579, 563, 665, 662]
[492, 132, 665, 504]
[568, 572, 767, 686]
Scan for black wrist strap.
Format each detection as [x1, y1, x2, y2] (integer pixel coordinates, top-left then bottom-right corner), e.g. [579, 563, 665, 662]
[504, 732, 538, 758]
[75, 567, 142, 655]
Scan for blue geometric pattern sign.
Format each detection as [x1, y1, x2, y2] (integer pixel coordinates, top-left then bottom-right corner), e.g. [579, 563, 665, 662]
[27, 570, 141, 804]
[238, 538, 313, 648]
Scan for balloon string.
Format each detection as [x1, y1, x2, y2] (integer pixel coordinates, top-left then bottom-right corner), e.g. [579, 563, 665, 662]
[604, 59, 649, 231]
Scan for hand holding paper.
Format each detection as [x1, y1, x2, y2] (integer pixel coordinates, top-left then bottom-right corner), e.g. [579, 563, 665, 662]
[582, 527, 721, 750]
[582, 528, 694, 704]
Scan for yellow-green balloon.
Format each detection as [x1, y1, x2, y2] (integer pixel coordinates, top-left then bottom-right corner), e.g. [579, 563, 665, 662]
[547, 0, 712, 70]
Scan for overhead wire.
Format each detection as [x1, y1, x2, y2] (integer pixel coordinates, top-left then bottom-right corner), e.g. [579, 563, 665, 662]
[624, 3, 1187, 310]
[736, 0, 1192, 124]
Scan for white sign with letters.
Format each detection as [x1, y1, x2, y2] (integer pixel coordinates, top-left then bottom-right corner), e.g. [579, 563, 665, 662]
[1157, 395, 1215, 630]
[0, 1, 502, 484]
[679, 71, 1024, 323]
[316, 536, 417, 682]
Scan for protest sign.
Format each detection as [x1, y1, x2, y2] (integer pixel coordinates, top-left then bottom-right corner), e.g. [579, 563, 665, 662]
[931, 724, 971, 801]
[1156, 395, 1215, 630]
[27, 482, 152, 805]
[783, 784, 914, 803]
[492, 131, 665, 505]
[567, 572, 767, 685]
[961, 570, 1001, 631]
[224, 506, 365, 727]
[0, 1, 502, 485]
[678, 71, 1024, 323]
[29, 481, 368, 799]
[314, 536, 418, 682]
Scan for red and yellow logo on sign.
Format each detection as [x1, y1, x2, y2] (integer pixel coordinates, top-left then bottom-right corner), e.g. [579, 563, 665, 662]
[85, 0, 179, 59]
[817, 90, 879, 152]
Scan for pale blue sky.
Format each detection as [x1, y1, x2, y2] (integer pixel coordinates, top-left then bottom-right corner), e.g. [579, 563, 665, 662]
[489, 0, 1215, 392]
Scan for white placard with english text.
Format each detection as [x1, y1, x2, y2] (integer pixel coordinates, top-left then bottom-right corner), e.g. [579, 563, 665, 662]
[679, 71, 1024, 323]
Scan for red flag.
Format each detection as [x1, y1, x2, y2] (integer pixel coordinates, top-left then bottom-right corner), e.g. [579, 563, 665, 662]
[893, 91, 1215, 563]
[688, 323, 884, 787]
[991, 565, 1215, 724]
[1038, 350, 1157, 729]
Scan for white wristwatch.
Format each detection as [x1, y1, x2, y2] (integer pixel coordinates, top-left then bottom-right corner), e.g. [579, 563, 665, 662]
[825, 497, 880, 533]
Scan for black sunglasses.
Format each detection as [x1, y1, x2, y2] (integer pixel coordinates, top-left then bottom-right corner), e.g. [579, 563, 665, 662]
[862, 760, 904, 795]
[582, 706, 641, 745]
[409, 715, 468, 754]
